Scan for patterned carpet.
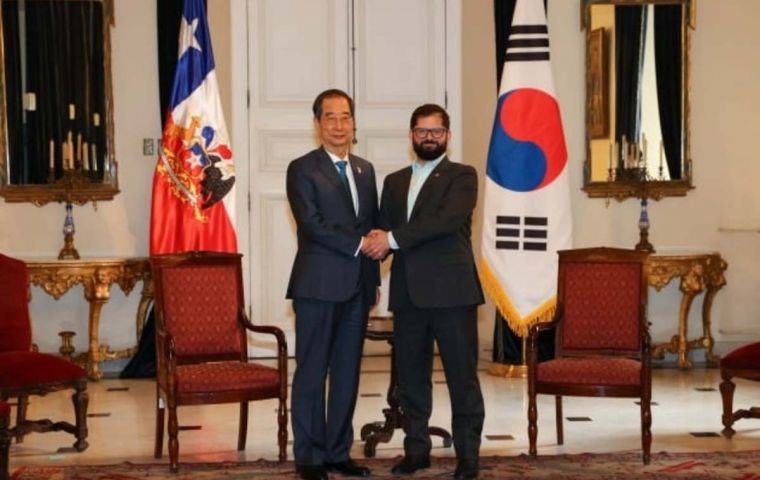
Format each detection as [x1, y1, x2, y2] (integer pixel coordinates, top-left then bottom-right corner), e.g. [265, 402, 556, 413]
[10, 451, 760, 479]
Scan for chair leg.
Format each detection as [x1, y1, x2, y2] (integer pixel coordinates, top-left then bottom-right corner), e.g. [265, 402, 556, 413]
[14, 397, 28, 444]
[168, 404, 179, 473]
[528, 389, 538, 457]
[277, 395, 287, 462]
[71, 381, 89, 452]
[154, 394, 165, 459]
[641, 394, 652, 465]
[720, 373, 736, 438]
[555, 396, 564, 445]
[0, 407, 10, 480]
[237, 402, 248, 451]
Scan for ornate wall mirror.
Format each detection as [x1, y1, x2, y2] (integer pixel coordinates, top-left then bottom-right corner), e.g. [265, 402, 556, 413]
[581, 0, 695, 200]
[0, 0, 117, 206]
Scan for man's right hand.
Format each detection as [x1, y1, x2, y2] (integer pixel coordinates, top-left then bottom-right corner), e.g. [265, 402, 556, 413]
[362, 229, 390, 260]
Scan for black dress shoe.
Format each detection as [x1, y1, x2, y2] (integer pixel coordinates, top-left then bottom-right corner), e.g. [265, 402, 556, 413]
[454, 458, 479, 479]
[295, 464, 328, 480]
[390, 455, 431, 475]
[324, 459, 371, 477]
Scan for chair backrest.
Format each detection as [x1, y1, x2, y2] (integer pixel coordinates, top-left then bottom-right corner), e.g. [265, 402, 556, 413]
[151, 252, 247, 363]
[556, 247, 648, 357]
[0, 254, 32, 352]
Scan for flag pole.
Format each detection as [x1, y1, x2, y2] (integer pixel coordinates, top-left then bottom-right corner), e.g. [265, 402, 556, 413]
[505, 337, 528, 378]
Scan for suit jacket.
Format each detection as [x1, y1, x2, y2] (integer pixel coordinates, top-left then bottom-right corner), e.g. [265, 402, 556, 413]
[286, 147, 380, 303]
[379, 157, 484, 310]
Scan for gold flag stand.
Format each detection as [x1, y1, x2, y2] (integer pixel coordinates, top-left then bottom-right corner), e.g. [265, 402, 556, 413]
[488, 336, 528, 378]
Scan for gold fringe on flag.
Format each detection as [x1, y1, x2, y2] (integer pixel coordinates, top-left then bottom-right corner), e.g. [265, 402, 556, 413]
[478, 259, 556, 338]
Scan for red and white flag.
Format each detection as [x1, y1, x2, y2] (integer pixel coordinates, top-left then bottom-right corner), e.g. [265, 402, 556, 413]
[479, 0, 572, 336]
[150, 0, 237, 255]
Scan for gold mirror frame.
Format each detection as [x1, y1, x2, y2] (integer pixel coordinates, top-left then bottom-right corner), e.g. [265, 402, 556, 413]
[0, 0, 117, 206]
[581, 0, 695, 201]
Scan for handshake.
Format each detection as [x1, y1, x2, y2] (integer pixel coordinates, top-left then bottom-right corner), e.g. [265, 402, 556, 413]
[361, 229, 390, 260]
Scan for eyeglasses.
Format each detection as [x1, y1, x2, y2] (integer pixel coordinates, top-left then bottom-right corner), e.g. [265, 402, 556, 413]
[412, 127, 448, 140]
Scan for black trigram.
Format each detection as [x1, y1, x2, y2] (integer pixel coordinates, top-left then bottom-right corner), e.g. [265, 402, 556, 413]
[505, 24, 550, 62]
[495, 216, 548, 251]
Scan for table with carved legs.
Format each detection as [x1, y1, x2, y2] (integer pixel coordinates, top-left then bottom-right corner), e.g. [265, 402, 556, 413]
[360, 316, 452, 457]
[646, 252, 728, 368]
[24, 258, 153, 380]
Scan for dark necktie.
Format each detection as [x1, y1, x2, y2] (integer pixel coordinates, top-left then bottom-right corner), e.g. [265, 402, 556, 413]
[336, 160, 350, 193]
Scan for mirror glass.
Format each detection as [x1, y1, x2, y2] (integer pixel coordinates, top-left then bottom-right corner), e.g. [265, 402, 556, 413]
[582, 0, 694, 200]
[0, 0, 117, 206]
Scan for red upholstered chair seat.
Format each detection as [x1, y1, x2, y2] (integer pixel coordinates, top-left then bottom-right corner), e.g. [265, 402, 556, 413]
[537, 358, 641, 387]
[175, 362, 280, 395]
[0, 352, 87, 388]
[720, 341, 760, 438]
[721, 342, 760, 371]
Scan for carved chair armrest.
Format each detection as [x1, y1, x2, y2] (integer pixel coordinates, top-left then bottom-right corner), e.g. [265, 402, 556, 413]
[527, 307, 562, 366]
[239, 308, 288, 385]
[154, 327, 177, 377]
[640, 311, 652, 377]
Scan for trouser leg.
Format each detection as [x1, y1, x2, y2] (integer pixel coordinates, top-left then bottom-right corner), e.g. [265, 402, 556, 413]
[432, 306, 484, 460]
[394, 306, 434, 457]
[325, 293, 369, 462]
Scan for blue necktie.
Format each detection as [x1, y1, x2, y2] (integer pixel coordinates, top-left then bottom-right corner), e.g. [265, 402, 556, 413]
[336, 160, 350, 193]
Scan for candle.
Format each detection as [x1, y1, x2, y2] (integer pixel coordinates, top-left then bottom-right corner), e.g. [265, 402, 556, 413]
[83, 142, 89, 171]
[69, 104, 76, 120]
[61, 142, 67, 170]
[621, 135, 628, 168]
[659, 141, 664, 170]
[93, 113, 100, 127]
[67, 131, 74, 169]
[642, 133, 648, 166]
[49, 139, 54, 170]
[608, 141, 613, 172]
[76, 133, 82, 169]
[24, 92, 36, 111]
[91, 144, 98, 171]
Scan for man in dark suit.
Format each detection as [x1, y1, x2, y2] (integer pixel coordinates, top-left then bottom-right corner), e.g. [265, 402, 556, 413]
[363, 104, 485, 480]
[286, 89, 379, 480]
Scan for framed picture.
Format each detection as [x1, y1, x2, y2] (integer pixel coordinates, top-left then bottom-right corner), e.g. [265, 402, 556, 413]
[588, 27, 608, 139]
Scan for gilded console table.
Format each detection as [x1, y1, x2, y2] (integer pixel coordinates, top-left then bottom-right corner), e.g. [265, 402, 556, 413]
[646, 252, 727, 368]
[24, 258, 153, 380]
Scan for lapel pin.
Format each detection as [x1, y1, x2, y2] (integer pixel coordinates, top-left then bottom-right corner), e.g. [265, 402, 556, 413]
[357, 166, 362, 174]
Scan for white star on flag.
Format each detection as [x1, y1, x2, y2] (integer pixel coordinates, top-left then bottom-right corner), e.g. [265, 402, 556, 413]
[178, 17, 201, 57]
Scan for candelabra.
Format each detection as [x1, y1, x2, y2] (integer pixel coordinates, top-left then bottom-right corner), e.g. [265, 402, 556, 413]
[58, 202, 80, 260]
[635, 196, 655, 253]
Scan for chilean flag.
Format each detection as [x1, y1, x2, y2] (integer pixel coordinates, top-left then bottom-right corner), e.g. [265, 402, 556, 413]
[150, 0, 237, 255]
[479, 0, 572, 337]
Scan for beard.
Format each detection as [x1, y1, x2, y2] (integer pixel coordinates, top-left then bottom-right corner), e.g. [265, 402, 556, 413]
[413, 139, 447, 161]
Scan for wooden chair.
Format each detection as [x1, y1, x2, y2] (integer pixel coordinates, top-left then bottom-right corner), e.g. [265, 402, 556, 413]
[527, 247, 651, 464]
[150, 251, 288, 472]
[0, 254, 88, 453]
[719, 341, 760, 438]
[0, 400, 9, 480]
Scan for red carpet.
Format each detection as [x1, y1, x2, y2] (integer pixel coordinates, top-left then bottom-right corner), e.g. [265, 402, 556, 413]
[10, 451, 760, 479]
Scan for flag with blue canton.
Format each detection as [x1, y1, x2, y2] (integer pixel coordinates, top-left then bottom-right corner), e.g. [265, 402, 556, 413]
[150, 0, 237, 255]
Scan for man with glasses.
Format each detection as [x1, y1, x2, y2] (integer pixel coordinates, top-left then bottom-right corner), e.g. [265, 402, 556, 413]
[286, 89, 379, 480]
[363, 104, 485, 479]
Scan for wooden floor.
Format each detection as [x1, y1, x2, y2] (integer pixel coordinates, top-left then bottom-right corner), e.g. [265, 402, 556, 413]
[7, 357, 760, 469]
